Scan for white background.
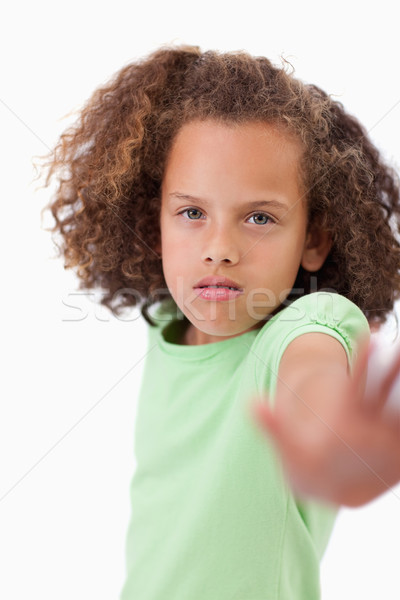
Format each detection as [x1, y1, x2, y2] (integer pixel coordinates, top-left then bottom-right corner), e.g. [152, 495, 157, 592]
[1, 1, 399, 598]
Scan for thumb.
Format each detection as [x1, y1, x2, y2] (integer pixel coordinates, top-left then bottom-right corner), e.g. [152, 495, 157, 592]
[250, 400, 280, 440]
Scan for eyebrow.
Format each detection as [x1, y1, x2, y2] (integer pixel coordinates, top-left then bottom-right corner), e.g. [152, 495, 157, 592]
[168, 192, 289, 212]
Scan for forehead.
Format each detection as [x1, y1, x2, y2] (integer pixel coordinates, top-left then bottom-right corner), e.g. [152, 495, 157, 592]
[162, 120, 305, 203]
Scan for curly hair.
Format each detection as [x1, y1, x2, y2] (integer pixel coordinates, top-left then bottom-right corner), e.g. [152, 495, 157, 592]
[42, 44, 400, 326]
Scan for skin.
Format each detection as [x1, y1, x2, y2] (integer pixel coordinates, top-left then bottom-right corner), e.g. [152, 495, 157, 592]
[159, 119, 400, 507]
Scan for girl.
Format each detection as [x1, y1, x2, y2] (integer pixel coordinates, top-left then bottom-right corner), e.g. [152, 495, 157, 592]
[43, 46, 400, 599]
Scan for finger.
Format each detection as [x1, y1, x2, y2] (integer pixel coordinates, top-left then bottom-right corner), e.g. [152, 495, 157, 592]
[377, 349, 400, 410]
[250, 401, 281, 440]
[250, 402, 313, 473]
[250, 402, 299, 461]
[350, 336, 374, 406]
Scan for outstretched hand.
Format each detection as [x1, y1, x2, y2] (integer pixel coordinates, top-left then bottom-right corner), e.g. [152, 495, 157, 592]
[251, 339, 400, 507]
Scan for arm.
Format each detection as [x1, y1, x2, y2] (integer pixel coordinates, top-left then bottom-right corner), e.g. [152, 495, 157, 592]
[251, 333, 400, 507]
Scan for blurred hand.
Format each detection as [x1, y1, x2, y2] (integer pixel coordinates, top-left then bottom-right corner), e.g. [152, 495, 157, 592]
[251, 339, 400, 507]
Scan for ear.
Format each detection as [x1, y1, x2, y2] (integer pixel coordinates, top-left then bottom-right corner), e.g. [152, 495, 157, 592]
[301, 227, 332, 272]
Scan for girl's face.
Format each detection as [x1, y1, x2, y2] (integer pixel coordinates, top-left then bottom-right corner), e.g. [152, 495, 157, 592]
[160, 120, 325, 345]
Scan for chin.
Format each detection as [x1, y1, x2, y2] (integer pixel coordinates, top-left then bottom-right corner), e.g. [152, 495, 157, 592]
[192, 317, 257, 338]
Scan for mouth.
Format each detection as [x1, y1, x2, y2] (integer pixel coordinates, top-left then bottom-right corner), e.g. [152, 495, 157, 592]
[193, 276, 243, 292]
[198, 285, 239, 291]
[193, 277, 244, 301]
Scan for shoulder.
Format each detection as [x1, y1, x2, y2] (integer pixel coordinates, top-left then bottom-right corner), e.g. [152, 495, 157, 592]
[251, 293, 370, 392]
[271, 292, 369, 341]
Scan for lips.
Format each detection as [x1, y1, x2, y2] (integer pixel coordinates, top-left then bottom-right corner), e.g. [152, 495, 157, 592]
[193, 276, 243, 291]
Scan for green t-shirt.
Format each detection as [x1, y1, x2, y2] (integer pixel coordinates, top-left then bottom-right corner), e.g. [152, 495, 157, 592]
[120, 293, 369, 600]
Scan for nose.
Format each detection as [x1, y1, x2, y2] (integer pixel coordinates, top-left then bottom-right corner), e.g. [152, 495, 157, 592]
[201, 225, 240, 265]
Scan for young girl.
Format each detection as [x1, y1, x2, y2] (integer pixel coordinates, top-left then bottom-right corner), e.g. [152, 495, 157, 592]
[43, 45, 400, 599]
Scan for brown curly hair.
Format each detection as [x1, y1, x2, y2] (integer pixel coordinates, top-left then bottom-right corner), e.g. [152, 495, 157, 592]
[42, 44, 400, 326]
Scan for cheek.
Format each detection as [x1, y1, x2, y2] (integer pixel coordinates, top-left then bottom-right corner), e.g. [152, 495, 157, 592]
[160, 242, 187, 291]
[247, 237, 304, 279]
[161, 222, 196, 264]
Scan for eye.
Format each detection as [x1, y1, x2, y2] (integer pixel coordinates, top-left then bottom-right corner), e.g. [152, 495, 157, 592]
[179, 208, 203, 220]
[248, 212, 274, 225]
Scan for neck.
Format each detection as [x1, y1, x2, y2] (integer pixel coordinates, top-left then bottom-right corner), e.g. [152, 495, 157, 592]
[181, 322, 262, 346]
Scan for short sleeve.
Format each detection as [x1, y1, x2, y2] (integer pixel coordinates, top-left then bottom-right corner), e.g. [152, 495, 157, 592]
[253, 292, 370, 401]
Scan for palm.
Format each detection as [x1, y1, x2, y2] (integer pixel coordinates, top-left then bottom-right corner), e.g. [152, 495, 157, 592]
[252, 340, 400, 507]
